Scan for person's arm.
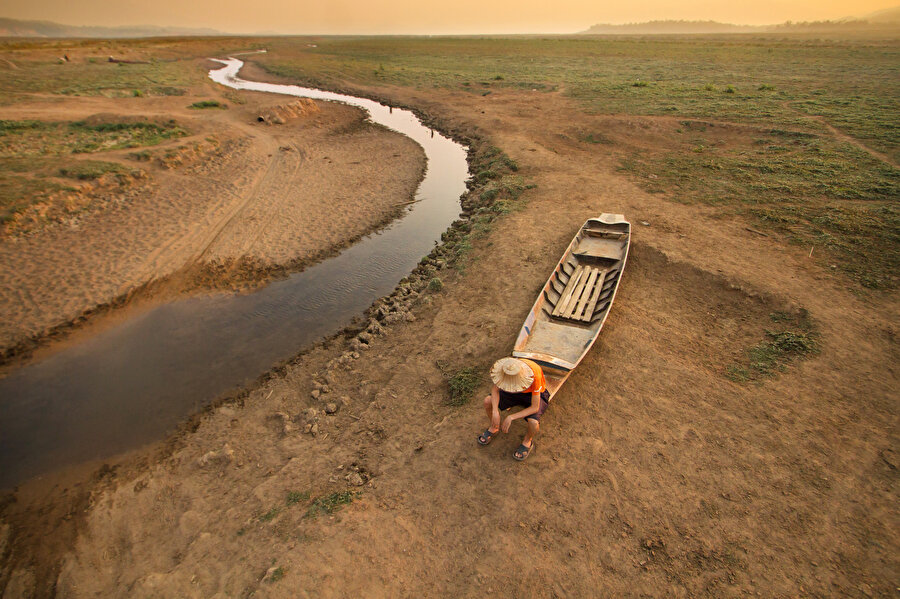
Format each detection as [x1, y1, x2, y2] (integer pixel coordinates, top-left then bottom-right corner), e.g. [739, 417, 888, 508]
[501, 391, 541, 432]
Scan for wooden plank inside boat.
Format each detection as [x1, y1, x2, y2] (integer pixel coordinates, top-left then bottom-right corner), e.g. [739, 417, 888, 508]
[552, 264, 584, 317]
[581, 268, 609, 322]
[585, 228, 627, 239]
[570, 267, 599, 319]
[573, 237, 625, 261]
[562, 268, 592, 319]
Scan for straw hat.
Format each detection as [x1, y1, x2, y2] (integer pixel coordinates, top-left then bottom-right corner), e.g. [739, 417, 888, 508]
[491, 357, 534, 393]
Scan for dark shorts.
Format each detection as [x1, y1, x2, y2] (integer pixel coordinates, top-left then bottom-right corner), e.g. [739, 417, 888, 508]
[498, 389, 550, 422]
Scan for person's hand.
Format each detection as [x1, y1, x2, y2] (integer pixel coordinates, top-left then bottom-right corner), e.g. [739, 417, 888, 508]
[501, 415, 513, 433]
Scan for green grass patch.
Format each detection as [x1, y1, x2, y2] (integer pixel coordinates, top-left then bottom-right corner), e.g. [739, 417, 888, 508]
[286, 490, 310, 506]
[189, 99, 227, 109]
[578, 132, 614, 145]
[265, 566, 285, 583]
[128, 150, 153, 162]
[258, 507, 280, 522]
[726, 310, 819, 382]
[305, 490, 361, 518]
[446, 366, 480, 406]
[0, 118, 187, 157]
[58, 160, 134, 180]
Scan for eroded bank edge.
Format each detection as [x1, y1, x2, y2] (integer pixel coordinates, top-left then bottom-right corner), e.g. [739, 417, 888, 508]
[0, 115, 433, 371]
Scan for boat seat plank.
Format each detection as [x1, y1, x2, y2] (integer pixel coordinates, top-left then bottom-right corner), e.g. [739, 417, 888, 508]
[561, 268, 593, 319]
[585, 228, 628, 239]
[567, 267, 599, 319]
[551, 267, 610, 323]
[552, 265, 585, 317]
[582, 270, 610, 322]
[573, 237, 625, 261]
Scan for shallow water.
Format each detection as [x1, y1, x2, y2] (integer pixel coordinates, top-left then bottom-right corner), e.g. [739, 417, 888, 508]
[0, 59, 468, 489]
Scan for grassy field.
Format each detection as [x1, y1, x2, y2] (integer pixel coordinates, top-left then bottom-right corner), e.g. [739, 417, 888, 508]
[253, 35, 898, 288]
[0, 118, 185, 228]
[0, 118, 186, 156]
[1, 35, 897, 286]
[255, 36, 899, 161]
[0, 37, 265, 103]
[0, 37, 249, 230]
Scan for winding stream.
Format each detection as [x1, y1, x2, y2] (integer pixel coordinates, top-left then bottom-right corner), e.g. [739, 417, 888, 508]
[0, 58, 469, 489]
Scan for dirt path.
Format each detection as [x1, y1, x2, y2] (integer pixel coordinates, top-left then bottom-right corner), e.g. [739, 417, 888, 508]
[0, 90, 425, 359]
[1, 83, 897, 598]
[814, 116, 898, 168]
[779, 100, 898, 168]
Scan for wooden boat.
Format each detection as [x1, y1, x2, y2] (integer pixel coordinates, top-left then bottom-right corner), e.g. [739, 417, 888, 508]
[513, 214, 630, 399]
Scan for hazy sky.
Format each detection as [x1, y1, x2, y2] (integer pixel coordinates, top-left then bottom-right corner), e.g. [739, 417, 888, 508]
[4, 0, 897, 34]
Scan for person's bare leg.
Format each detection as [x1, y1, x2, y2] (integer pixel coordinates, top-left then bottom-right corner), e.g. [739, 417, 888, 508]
[482, 395, 496, 430]
[520, 418, 540, 452]
[479, 388, 501, 444]
[486, 386, 501, 432]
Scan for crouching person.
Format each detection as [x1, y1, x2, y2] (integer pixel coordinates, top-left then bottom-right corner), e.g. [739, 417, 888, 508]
[477, 357, 549, 461]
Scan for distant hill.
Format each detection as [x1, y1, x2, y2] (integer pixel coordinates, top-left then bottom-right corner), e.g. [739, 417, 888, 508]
[581, 12, 900, 35]
[581, 20, 760, 35]
[0, 17, 222, 38]
[864, 6, 900, 23]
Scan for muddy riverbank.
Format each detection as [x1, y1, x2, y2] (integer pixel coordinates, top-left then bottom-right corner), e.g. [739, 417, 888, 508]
[0, 59, 475, 490]
[0, 77, 425, 367]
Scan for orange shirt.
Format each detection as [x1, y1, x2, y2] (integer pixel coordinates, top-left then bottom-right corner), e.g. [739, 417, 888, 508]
[520, 359, 546, 394]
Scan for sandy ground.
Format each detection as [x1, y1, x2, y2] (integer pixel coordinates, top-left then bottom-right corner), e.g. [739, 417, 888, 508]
[1, 72, 898, 597]
[0, 84, 425, 359]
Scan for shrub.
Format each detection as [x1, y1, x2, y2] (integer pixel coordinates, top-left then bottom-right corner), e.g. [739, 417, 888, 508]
[447, 366, 480, 406]
[479, 188, 499, 202]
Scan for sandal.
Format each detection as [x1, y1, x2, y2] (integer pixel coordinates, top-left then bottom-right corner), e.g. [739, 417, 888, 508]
[478, 428, 499, 446]
[514, 441, 534, 461]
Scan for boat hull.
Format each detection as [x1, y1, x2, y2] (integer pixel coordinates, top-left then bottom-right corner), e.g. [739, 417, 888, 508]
[513, 214, 630, 399]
